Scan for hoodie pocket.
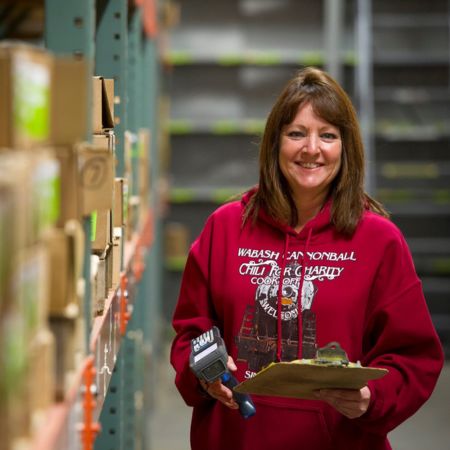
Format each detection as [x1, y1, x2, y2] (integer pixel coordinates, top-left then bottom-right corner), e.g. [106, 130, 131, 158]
[248, 397, 332, 450]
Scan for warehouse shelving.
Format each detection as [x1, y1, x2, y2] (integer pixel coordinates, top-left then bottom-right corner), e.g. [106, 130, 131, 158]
[356, 0, 450, 351]
[0, 0, 164, 449]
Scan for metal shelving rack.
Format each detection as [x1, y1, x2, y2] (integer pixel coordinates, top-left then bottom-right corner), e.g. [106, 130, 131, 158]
[25, 1, 165, 449]
[355, 0, 450, 353]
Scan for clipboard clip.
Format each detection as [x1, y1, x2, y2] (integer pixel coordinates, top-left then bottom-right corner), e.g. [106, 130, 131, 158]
[315, 342, 350, 367]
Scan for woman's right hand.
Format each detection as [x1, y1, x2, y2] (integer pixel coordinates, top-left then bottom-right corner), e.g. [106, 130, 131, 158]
[199, 356, 239, 410]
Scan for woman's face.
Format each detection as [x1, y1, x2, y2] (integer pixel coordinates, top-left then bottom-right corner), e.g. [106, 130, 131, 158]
[279, 102, 342, 200]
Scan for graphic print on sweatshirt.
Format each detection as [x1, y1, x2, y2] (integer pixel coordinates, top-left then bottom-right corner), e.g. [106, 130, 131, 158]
[234, 247, 356, 373]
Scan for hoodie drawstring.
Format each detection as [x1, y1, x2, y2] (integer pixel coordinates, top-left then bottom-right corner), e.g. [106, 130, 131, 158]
[297, 227, 313, 359]
[276, 234, 290, 362]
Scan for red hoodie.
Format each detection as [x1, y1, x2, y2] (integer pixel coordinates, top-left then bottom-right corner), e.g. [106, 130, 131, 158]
[171, 190, 443, 450]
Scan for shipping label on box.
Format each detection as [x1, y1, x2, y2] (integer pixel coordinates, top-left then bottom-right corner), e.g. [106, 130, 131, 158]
[77, 143, 114, 215]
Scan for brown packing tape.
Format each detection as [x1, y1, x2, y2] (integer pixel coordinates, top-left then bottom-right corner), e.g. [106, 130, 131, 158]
[234, 361, 388, 400]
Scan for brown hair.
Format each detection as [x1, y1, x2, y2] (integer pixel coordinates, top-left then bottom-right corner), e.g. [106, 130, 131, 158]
[243, 66, 388, 235]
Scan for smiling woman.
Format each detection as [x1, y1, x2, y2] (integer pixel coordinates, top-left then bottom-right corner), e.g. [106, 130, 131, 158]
[170, 67, 444, 450]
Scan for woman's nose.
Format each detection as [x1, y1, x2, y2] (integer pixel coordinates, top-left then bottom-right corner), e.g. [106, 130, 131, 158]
[302, 134, 320, 155]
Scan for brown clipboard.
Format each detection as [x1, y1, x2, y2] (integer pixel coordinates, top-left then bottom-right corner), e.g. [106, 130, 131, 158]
[234, 361, 388, 400]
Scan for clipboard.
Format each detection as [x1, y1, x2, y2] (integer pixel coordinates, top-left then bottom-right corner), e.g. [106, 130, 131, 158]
[234, 343, 388, 400]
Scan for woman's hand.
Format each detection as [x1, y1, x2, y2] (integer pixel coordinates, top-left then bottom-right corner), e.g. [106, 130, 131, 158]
[315, 386, 371, 419]
[199, 356, 239, 410]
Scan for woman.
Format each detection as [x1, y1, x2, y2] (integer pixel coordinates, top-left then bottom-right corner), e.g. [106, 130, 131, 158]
[170, 67, 443, 450]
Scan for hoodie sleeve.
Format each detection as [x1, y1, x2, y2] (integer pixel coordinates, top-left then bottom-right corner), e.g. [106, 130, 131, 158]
[355, 227, 444, 434]
[170, 215, 218, 407]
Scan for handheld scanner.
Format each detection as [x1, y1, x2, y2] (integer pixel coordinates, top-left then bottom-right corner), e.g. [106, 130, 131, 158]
[190, 326, 256, 419]
[189, 326, 228, 383]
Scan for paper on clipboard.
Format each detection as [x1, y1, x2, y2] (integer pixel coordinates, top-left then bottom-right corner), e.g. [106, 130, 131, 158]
[234, 360, 388, 400]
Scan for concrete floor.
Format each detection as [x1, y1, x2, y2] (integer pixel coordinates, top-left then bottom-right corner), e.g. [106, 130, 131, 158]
[150, 345, 450, 450]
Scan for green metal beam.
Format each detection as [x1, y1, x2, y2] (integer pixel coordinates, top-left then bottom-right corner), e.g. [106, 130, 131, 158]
[95, 0, 128, 177]
[45, 0, 95, 60]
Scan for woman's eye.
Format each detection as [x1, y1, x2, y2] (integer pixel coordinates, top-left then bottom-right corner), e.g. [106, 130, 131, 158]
[287, 131, 304, 138]
[321, 132, 339, 140]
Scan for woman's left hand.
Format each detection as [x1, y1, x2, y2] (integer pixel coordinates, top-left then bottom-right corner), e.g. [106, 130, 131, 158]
[314, 386, 371, 419]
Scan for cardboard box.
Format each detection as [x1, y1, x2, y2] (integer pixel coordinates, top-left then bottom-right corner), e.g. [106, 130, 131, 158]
[51, 57, 88, 145]
[92, 130, 115, 152]
[113, 178, 126, 227]
[77, 142, 114, 216]
[91, 245, 112, 317]
[111, 227, 123, 289]
[31, 151, 61, 240]
[92, 76, 114, 134]
[11, 244, 50, 341]
[0, 43, 53, 150]
[54, 145, 82, 225]
[91, 209, 112, 253]
[48, 317, 77, 401]
[0, 182, 16, 316]
[42, 226, 81, 318]
[27, 328, 55, 432]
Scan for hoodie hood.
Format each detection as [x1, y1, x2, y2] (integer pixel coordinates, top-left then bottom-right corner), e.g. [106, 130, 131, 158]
[241, 187, 334, 241]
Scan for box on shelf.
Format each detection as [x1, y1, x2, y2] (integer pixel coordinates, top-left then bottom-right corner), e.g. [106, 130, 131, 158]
[0, 43, 53, 150]
[77, 141, 114, 216]
[91, 209, 112, 253]
[126, 195, 141, 241]
[27, 328, 55, 433]
[91, 244, 113, 317]
[54, 145, 83, 225]
[31, 151, 61, 240]
[42, 223, 83, 319]
[0, 149, 60, 249]
[51, 57, 88, 145]
[92, 130, 115, 152]
[111, 227, 123, 289]
[164, 221, 190, 268]
[113, 177, 127, 228]
[48, 316, 84, 401]
[92, 76, 114, 134]
[11, 244, 50, 342]
[0, 182, 16, 317]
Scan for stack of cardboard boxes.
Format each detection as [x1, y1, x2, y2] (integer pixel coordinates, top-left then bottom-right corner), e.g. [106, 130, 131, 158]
[0, 40, 150, 450]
